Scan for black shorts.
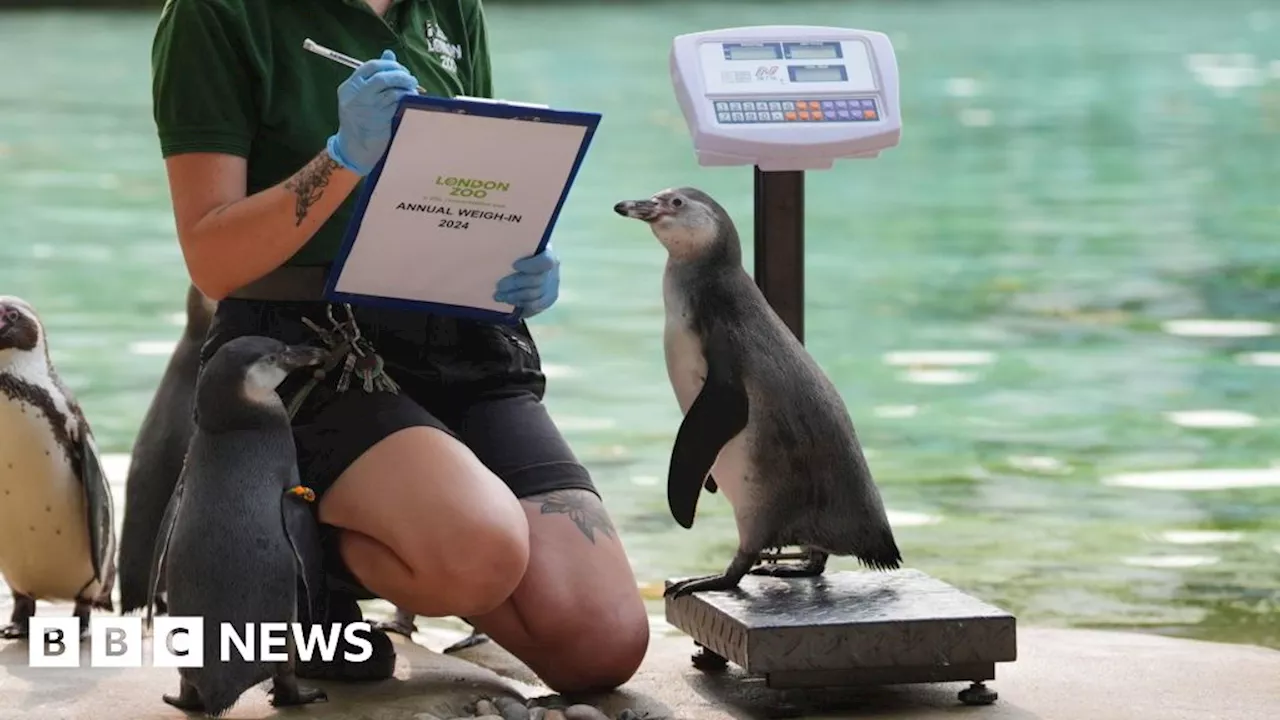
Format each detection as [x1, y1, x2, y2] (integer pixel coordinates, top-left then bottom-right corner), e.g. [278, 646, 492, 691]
[197, 299, 597, 504]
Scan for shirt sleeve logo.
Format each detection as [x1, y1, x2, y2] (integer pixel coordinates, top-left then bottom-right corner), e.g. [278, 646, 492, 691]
[423, 20, 463, 75]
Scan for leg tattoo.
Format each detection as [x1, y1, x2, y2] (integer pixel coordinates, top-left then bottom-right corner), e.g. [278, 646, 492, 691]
[535, 489, 616, 544]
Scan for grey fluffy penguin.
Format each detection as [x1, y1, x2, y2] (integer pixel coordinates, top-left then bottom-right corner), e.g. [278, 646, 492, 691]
[0, 296, 116, 637]
[613, 188, 902, 598]
[147, 335, 329, 716]
[118, 284, 216, 615]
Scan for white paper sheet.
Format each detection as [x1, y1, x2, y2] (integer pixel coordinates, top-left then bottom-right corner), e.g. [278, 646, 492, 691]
[332, 106, 589, 314]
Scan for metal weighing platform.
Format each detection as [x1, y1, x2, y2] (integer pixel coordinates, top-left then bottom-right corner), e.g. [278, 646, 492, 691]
[665, 570, 1017, 705]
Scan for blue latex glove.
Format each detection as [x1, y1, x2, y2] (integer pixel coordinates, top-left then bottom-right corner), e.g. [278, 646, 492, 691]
[326, 50, 420, 176]
[494, 244, 560, 318]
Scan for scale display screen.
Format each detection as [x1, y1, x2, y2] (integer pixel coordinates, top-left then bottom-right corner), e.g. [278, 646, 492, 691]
[784, 42, 843, 60]
[722, 42, 782, 61]
[789, 65, 848, 83]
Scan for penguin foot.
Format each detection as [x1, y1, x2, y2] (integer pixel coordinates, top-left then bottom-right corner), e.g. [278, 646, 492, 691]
[2, 593, 35, 638]
[373, 609, 418, 638]
[442, 630, 490, 654]
[373, 618, 417, 638]
[162, 678, 204, 712]
[267, 678, 328, 707]
[296, 590, 396, 682]
[664, 575, 742, 599]
[750, 549, 828, 578]
[74, 599, 93, 638]
[748, 561, 824, 578]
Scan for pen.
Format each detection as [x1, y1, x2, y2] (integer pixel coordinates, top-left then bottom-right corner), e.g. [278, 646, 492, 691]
[302, 38, 429, 94]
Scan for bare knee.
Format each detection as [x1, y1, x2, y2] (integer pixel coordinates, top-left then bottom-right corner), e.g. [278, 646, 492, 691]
[394, 512, 531, 618]
[322, 427, 534, 618]
[527, 603, 650, 693]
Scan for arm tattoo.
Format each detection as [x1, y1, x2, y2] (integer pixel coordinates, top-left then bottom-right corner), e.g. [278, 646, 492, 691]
[282, 153, 341, 227]
[537, 490, 616, 544]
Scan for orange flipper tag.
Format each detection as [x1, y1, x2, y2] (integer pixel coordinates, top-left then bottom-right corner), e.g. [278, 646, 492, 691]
[287, 486, 316, 503]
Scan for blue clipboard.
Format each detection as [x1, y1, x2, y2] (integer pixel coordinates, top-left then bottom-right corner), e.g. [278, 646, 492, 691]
[324, 93, 602, 325]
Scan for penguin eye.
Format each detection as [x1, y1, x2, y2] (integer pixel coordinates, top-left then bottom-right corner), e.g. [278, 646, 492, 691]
[671, 197, 685, 208]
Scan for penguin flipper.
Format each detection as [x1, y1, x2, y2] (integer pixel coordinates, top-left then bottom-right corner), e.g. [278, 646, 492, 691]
[77, 430, 117, 609]
[667, 324, 748, 529]
[146, 472, 185, 628]
[281, 480, 325, 626]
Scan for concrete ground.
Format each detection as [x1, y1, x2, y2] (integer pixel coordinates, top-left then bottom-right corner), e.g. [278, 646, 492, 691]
[0, 614, 1276, 720]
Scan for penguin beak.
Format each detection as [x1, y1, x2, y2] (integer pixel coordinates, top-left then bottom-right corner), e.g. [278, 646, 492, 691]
[613, 199, 664, 222]
[276, 345, 328, 371]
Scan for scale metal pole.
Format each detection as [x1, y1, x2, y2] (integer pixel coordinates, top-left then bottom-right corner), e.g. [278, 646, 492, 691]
[752, 166, 805, 344]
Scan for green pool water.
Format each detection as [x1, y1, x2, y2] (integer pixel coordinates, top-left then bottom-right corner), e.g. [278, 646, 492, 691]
[0, 0, 1278, 650]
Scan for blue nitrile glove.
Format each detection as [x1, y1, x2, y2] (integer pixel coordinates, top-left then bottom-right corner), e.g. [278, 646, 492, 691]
[494, 244, 560, 318]
[326, 49, 420, 176]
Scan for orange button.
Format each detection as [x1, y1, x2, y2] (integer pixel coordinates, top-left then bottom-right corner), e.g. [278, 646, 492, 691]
[784, 111, 797, 120]
[798, 111, 810, 120]
[793, 101, 807, 109]
[864, 109, 877, 119]
[811, 111, 823, 120]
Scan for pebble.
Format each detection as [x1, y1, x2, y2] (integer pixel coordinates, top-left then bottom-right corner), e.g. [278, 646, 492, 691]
[494, 696, 531, 720]
[412, 714, 445, 720]
[545, 710, 568, 720]
[529, 708, 547, 720]
[617, 710, 643, 720]
[564, 705, 610, 720]
[475, 715, 504, 720]
[476, 701, 497, 717]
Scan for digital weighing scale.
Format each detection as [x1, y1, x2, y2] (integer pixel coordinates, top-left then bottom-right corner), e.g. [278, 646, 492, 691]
[664, 26, 1017, 708]
[671, 25, 902, 171]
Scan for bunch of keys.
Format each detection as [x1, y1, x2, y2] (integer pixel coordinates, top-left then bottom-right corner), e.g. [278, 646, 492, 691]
[301, 304, 401, 395]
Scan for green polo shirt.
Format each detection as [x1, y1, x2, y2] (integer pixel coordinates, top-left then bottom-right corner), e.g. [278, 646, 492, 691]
[151, 0, 493, 266]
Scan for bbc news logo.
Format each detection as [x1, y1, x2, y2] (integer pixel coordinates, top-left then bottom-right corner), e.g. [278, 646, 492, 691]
[28, 617, 374, 668]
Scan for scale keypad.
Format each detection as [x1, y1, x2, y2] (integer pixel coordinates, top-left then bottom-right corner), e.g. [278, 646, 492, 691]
[713, 99, 879, 124]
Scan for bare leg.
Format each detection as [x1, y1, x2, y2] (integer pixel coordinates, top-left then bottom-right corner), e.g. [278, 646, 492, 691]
[664, 549, 761, 598]
[162, 674, 204, 711]
[0, 593, 35, 639]
[465, 490, 649, 693]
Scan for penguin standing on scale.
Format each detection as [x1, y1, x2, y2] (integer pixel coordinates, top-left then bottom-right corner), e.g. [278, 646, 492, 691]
[613, 188, 902, 597]
[0, 296, 116, 637]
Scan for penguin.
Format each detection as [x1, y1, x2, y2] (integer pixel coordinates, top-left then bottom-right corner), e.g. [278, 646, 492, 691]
[612, 188, 903, 599]
[0, 295, 116, 638]
[118, 284, 216, 615]
[146, 335, 329, 716]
